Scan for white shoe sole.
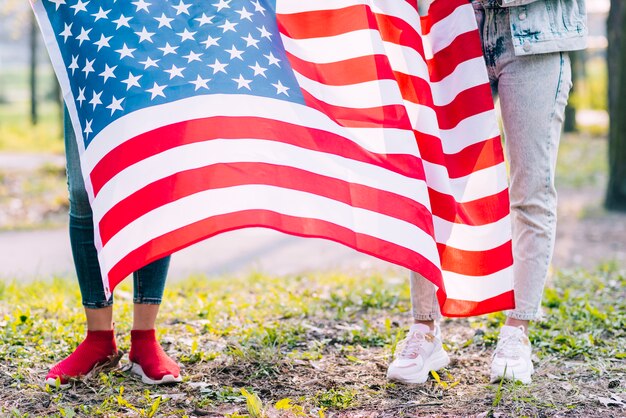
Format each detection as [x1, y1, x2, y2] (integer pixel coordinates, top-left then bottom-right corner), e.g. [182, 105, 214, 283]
[490, 363, 534, 385]
[44, 377, 72, 389]
[130, 362, 182, 385]
[387, 349, 450, 384]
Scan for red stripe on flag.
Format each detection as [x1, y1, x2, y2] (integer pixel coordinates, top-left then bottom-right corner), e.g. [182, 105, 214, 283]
[301, 90, 413, 129]
[90, 116, 424, 196]
[438, 241, 513, 277]
[277, 6, 426, 60]
[428, 188, 510, 226]
[106, 210, 445, 291]
[421, 0, 471, 34]
[286, 52, 396, 86]
[428, 31, 485, 82]
[416, 133, 505, 179]
[439, 290, 516, 317]
[98, 162, 436, 246]
[433, 85, 495, 130]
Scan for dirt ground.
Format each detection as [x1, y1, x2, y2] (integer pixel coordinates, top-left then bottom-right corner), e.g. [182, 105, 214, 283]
[553, 185, 626, 270]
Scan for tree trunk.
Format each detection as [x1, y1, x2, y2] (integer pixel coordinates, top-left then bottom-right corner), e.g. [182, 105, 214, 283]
[29, 11, 38, 125]
[564, 51, 584, 133]
[606, 0, 626, 211]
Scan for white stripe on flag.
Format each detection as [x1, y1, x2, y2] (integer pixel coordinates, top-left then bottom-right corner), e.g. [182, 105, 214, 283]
[434, 215, 511, 251]
[293, 71, 405, 109]
[442, 267, 515, 301]
[98, 184, 442, 274]
[423, 161, 509, 203]
[90, 138, 431, 221]
[277, 0, 422, 31]
[82, 94, 421, 174]
[424, 4, 477, 57]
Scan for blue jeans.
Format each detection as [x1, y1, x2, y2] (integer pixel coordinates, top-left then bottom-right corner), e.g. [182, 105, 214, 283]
[64, 109, 170, 309]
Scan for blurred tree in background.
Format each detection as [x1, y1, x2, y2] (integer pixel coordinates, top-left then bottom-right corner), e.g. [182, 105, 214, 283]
[607, 0, 626, 210]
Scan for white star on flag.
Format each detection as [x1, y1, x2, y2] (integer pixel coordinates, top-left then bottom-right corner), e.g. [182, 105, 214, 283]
[92, 7, 111, 21]
[158, 43, 179, 56]
[82, 58, 95, 77]
[213, 0, 230, 12]
[146, 82, 167, 99]
[155, 13, 174, 29]
[257, 26, 271, 40]
[232, 74, 252, 90]
[264, 51, 280, 67]
[83, 119, 93, 136]
[121, 72, 142, 90]
[249, 62, 267, 77]
[226, 45, 244, 60]
[116, 43, 136, 59]
[172, 1, 192, 15]
[177, 29, 197, 42]
[59, 23, 73, 42]
[132, 0, 151, 13]
[235, 7, 253, 21]
[113, 15, 133, 29]
[139, 57, 160, 69]
[76, 87, 86, 106]
[99, 64, 117, 83]
[76, 27, 92, 46]
[208, 59, 228, 74]
[201, 35, 220, 49]
[218, 20, 237, 33]
[190, 75, 210, 91]
[272, 80, 289, 96]
[164, 64, 186, 79]
[89, 90, 103, 110]
[136, 27, 155, 43]
[183, 51, 203, 63]
[106, 96, 125, 115]
[94, 34, 113, 51]
[242, 34, 260, 49]
[195, 13, 215, 26]
[70, 0, 88, 14]
[68, 55, 79, 75]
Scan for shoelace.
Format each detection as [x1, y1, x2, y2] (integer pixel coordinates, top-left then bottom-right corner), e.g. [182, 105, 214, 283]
[493, 329, 525, 359]
[398, 332, 426, 359]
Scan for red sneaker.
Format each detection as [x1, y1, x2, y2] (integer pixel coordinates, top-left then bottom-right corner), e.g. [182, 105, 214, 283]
[45, 330, 118, 388]
[129, 329, 182, 385]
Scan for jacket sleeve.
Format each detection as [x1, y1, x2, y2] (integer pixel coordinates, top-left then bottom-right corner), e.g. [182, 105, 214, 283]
[498, 0, 542, 7]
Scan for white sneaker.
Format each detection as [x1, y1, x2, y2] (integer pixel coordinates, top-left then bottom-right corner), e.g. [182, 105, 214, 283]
[386, 324, 450, 384]
[490, 325, 534, 384]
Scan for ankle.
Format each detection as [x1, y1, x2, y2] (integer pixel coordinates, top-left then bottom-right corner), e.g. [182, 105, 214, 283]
[504, 318, 530, 334]
[413, 320, 436, 331]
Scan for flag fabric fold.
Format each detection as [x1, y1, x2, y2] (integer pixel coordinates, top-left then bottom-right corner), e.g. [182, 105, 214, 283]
[31, 0, 515, 316]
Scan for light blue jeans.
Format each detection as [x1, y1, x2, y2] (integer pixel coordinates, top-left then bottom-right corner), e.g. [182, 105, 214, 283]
[411, 0, 573, 320]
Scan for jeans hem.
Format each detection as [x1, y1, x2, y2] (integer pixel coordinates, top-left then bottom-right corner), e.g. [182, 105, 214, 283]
[412, 311, 441, 321]
[505, 310, 542, 321]
[133, 298, 162, 305]
[83, 300, 114, 309]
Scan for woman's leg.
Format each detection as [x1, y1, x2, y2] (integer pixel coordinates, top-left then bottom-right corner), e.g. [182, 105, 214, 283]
[498, 52, 572, 327]
[487, 8, 572, 384]
[46, 109, 117, 387]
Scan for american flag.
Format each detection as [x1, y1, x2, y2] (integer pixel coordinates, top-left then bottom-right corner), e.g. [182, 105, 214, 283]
[31, 0, 515, 317]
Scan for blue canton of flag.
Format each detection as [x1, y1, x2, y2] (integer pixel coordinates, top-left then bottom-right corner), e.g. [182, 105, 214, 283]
[43, 0, 304, 145]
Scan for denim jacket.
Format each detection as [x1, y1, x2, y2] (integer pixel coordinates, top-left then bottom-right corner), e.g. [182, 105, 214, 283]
[498, 0, 588, 56]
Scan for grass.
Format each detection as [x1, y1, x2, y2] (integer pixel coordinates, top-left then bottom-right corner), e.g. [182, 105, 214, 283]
[0, 103, 63, 154]
[0, 163, 68, 230]
[0, 266, 624, 417]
